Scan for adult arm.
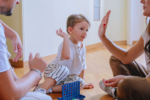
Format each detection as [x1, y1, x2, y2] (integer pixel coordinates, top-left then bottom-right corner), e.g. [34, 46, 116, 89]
[0, 20, 23, 62]
[0, 69, 40, 100]
[10, 67, 19, 81]
[98, 11, 144, 64]
[0, 53, 47, 100]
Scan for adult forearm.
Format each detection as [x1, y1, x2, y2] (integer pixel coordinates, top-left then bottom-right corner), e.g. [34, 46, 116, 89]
[0, 20, 18, 40]
[10, 68, 19, 81]
[14, 71, 40, 99]
[100, 36, 127, 63]
[62, 35, 70, 59]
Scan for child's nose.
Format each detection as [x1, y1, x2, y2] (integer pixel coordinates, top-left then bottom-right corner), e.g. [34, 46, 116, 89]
[84, 31, 87, 35]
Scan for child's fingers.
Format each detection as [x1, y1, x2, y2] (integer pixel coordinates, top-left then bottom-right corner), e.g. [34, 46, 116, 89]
[59, 28, 61, 33]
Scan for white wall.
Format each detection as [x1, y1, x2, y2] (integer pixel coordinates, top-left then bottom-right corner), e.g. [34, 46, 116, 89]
[127, 0, 146, 45]
[22, 0, 94, 61]
[102, 0, 127, 41]
[22, 0, 128, 61]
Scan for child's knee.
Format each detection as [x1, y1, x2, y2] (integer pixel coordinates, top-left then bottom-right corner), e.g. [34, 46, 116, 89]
[60, 65, 69, 78]
[44, 65, 69, 83]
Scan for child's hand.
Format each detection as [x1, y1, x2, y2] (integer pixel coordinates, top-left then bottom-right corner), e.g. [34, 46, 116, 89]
[98, 10, 111, 38]
[83, 83, 94, 89]
[56, 28, 68, 38]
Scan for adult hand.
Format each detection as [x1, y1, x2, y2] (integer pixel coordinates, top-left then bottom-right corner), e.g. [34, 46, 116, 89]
[103, 75, 125, 87]
[56, 28, 68, 38]
[83, 83, 94, 89]
[98, 10, 111, 38]
[11, 35, 23, 62]
[29, 53, 47, 73]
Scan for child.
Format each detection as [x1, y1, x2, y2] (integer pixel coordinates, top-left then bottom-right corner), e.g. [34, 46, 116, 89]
[34, 14, 94, 94]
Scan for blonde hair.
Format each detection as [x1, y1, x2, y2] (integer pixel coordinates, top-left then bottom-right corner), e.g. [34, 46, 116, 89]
[66, 14, 90, 34]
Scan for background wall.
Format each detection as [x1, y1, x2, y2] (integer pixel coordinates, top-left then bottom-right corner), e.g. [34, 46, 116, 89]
[102, 0, 127, 41]
[127, 0, 146, 45]
[22, 0, 128, 61]
[0, 0, 145, 61]
[0, 0, 23, 60]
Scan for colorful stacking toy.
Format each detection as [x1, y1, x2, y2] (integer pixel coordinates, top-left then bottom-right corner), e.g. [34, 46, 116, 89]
[57, 81, 85, 100]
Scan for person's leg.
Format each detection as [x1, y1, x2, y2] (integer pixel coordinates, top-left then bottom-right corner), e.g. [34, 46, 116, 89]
[20, 92, 52, 100]
[34, 63, 69, 93]
[117, 76, 150, 100]
[62, 74, 85, 90]
[99, 55, 149, 99]
[109, 55, 148, 77]
[50, 74, 85, 92]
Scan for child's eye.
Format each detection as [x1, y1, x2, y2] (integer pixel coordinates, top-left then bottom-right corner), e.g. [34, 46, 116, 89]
[80, 28, 83, 30]
[86, 30, 88, 32]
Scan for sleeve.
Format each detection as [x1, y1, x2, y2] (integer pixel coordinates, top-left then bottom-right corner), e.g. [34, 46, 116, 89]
[56, 41, 72, 61]
[0, 26, 11, 73]
[82, 45, 87, 70]
[142, 29, 147, 40]
[57, 42, 64, 60]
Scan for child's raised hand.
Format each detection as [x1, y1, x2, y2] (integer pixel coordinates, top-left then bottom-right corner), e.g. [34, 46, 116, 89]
[56, 28, 68, 38]
[83, 83, 94, 89]
[98, 10, 111, 38]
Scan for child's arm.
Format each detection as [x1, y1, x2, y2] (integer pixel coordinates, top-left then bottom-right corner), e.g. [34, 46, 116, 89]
[79, 70, 84, 79]
[56, 28, 70, 60]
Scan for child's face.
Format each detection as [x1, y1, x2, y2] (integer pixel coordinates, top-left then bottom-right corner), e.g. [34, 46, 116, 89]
[70, 21, 89, 42]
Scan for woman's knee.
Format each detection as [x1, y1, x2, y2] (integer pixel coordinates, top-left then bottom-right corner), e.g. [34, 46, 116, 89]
[117, 76, 138, 99]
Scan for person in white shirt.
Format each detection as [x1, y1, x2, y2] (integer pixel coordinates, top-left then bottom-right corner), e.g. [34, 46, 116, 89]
[0, 0, 52, 100]
[34, 14, 94, 94]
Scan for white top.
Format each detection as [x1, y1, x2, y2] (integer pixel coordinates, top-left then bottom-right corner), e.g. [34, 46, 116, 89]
[0, 23, 11, 73]
[51, 39, 87, 75]
[142, 29, 150, 72]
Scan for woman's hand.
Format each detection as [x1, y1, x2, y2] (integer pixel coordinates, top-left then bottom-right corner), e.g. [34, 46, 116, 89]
[56, 28, 68, 38]
[83, 83, 94, 89]
[98, 10, 111, 38]
[11, 34, 23, 62]
[103, 75, 126, 87]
